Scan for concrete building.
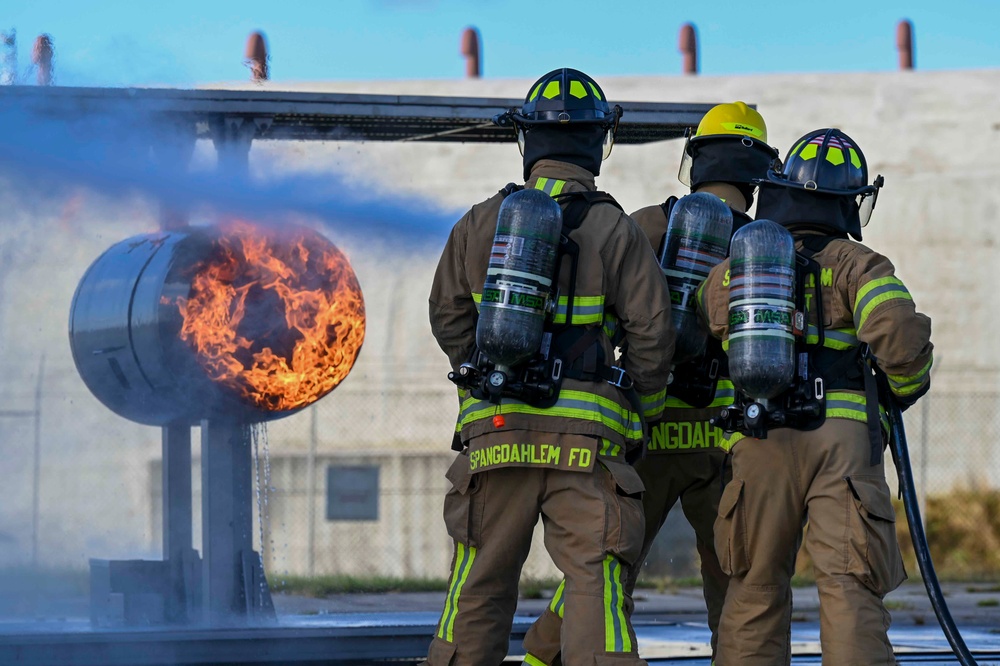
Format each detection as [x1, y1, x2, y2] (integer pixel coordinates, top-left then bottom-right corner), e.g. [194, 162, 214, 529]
[0, 68, 996, 583]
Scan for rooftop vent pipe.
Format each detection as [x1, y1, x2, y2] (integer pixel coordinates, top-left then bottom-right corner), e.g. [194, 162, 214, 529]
[461, 26, 481, 78]
[32, 34, 53, 86]
[897, 19, 914, 70]
[679, 23, 698, 75]
[245, 31, 269, 81]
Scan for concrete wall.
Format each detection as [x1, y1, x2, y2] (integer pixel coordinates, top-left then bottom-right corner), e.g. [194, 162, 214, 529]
[1, 68, 997, 577]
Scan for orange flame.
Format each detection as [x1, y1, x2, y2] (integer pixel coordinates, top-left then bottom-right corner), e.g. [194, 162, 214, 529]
[175, 221, 365, 412]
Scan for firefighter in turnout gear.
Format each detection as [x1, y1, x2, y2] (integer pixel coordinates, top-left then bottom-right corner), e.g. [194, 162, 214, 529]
[522, 101, 779, 665]
[697, 128, 934, 665]
[423, 68, 674, 666]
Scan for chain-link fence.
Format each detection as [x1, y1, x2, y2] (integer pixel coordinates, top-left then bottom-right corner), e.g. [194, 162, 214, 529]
[2, 360, 997, 587]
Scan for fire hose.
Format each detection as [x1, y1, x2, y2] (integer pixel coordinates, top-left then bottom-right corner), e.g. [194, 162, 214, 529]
[878, 370, 979, 666]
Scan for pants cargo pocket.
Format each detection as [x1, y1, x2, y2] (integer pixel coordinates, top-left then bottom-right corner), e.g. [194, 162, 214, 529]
[845, 475, 907, 596]
[714, 478, 749, 578]
[442, 452, 485, 548]
[600, 460, 646, 566]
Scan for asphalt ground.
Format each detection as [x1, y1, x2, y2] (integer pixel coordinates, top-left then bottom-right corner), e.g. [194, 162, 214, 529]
[272, 580, 1000, 662]
[1, 580, 998, 664]
[272, 580, 1000, 629]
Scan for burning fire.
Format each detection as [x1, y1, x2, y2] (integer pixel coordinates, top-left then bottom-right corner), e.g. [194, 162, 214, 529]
[174, 221, 365, 412]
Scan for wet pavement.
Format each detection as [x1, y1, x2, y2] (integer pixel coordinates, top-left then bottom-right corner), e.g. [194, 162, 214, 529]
[1, 581, 999, 664]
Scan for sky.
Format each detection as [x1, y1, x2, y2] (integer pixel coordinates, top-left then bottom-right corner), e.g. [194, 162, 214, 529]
[2, 0, 1000, 87]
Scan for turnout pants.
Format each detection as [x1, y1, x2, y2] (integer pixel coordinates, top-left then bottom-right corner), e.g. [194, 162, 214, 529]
[423, 453, 648, 666]
[523, 450, 730, 663]
[714, 419, 906, 666]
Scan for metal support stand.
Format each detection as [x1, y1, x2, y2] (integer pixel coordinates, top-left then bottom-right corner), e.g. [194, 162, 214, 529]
[90, 419, 274, 627]
[201, 419, 274, 625]
[162, 423, 200, 623]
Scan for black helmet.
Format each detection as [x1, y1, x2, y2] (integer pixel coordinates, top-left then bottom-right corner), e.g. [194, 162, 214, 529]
[495, 68, 624, 178]
[503, 68, 622, 129]
[756, 128, 883, 239]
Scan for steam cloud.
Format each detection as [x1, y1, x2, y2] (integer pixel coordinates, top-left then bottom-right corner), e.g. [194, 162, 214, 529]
[0, 103, 460, 246]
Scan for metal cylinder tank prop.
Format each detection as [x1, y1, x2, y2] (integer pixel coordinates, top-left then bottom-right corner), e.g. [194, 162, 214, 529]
[69, 222, 366, 426]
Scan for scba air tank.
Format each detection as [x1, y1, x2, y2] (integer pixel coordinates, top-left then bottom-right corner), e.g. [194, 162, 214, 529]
[659, 192, 733, 363]
[476, 188, 563, 369]
[727, 219, 797, 400]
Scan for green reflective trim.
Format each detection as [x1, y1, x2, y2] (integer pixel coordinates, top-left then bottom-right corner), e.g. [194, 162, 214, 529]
[826, 146, 845, 166]
[475, 289, 604, 322]
[719, 390, 887, 451]
[888, 356, 933, 396]
[533, 177, 566, 197]
[438, 542, 476, 641]
[552, 295, 604, 324]
[529, 82, 543, 101]
[603, 312, 620, 342]
[588, 81, 603, 100]
[599, 438, 622, 458]
[543, 81, 561, 99]
[854, 277, 911, 331]
[849, 147, 862, 168]
[570, 80, 587, 98]
[524, 655, 549, 666]
[549, 579, 566, 617]
[804, 326, 858, 350]
[799, 143, 818, 161]
[642, 388, 667, 420]
[603, 555, 630, 652]
[459, 390, 644, 441]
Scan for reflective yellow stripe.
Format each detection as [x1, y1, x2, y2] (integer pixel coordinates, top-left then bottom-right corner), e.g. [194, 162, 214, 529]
[887, 356, 933, 396]
[524, 655, 549, 666]
[438, 542, 476, 641]
[804, 326, 858, 350]
[641, 388, 666, 420]
[854, 276, 912, 332]
[549, 579, 566, 617]
[603, 311, 620, 342]
[459, 389, 644, 442]
[552, 294, 604, 324]
[719, 390, 888, 451]
[599, 438, 622, 458]
[533, 178, 567, 197]
[471, 291, 602, 322]
[603, 555, 630, 652]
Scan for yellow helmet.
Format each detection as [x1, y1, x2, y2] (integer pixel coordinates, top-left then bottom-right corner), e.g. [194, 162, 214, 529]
[678, 101, 778, 196]
[694, 101, 768, 142]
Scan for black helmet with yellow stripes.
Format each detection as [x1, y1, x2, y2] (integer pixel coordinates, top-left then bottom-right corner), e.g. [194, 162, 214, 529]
[495, 68, 623, 177]
[755, 128, 884, 240]
[513, 68, 621, 129]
